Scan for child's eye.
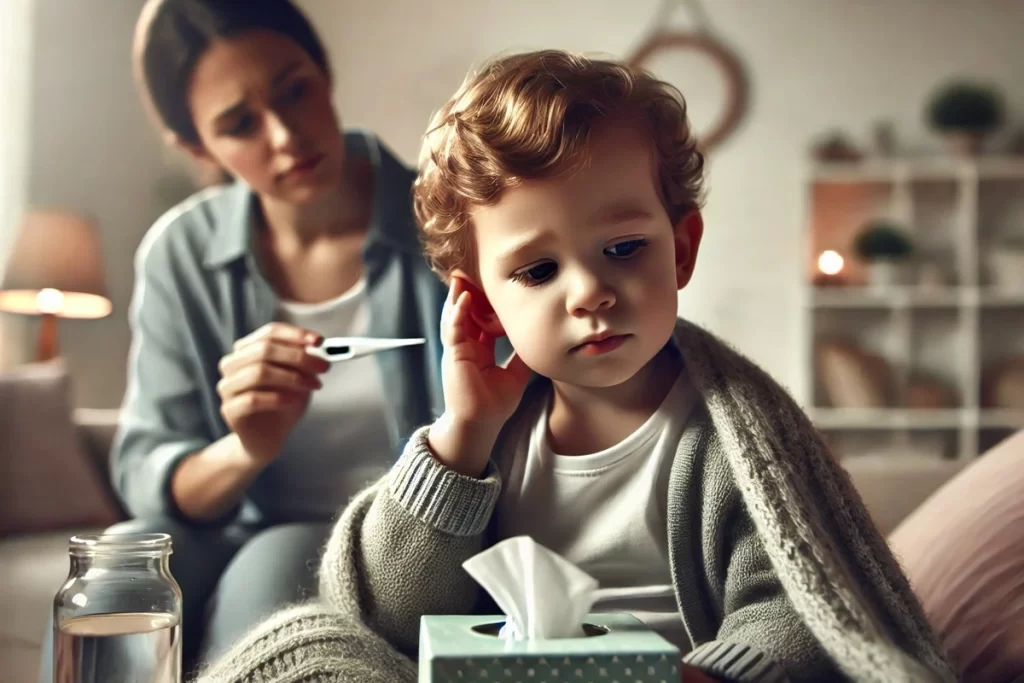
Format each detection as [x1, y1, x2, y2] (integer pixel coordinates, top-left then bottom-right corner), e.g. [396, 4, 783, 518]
[604, 238, 648, 259]
[511, 261, 557, 287]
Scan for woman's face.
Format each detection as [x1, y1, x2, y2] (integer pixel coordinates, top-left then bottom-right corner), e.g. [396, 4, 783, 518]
[186, 29, 344, 204]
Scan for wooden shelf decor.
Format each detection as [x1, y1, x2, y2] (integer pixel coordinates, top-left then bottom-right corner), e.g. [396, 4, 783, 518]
[805, 156, 1024, 460]
[626, 0, 748, 153]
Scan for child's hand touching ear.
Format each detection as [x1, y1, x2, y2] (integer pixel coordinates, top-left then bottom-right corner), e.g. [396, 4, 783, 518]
[428, 276, 531, 477]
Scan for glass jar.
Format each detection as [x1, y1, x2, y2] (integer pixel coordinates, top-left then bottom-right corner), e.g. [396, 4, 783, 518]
[53, 533, 182, 683]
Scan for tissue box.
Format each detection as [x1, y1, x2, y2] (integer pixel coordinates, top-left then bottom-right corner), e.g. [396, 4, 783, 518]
[419, 612, 680, 683]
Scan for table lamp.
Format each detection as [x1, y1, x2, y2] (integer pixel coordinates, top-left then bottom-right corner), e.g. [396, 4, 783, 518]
[0, 210, 112, 361]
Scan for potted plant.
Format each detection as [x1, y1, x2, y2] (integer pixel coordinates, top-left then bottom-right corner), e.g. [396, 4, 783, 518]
[926, 80, 1004, 156]
[853, 219, 913, 288]
[810, 130, 862, 162]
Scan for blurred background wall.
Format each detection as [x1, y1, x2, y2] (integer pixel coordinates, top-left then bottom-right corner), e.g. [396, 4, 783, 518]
[3, 0, 1023, 408]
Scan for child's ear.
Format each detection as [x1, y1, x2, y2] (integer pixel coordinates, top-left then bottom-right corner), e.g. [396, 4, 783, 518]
[673, 210, 704, 289]
[451, 270, 506, 337]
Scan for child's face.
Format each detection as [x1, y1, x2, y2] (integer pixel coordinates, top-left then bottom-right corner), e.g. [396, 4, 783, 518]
[468, 118, 701, 389]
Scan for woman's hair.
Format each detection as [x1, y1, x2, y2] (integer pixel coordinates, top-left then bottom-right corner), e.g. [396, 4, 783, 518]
[137, 0, 330, 145]
[413, 50, 706, 279]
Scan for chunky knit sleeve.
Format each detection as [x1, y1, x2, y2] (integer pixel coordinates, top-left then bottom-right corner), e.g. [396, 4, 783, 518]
[679, 427, 838, 682]
[195, 603, 417, 683]
[317, 425, 502, 655]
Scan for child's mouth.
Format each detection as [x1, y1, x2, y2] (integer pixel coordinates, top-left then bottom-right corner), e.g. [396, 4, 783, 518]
[573, 334, 629, 357]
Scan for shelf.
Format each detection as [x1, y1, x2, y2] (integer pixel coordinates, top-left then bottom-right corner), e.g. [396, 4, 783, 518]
[811, 408, 1024, 431]
[811, 408, 961, 429]
[978, 410, 1024, 429]
[806, 152, 1024, 459]
[809, 286, 1024, 309]
[811, 157, 1024, 184]
[981, 289, 1024, 307]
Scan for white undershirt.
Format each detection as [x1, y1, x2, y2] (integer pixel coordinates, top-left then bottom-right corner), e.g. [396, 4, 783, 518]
[497, 370, 696, 652]
[256, 278, 393, 521]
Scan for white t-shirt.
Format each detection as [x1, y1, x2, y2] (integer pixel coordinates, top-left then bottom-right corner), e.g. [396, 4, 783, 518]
[497, 370, 697, 652]
[255, 278, 393, 521]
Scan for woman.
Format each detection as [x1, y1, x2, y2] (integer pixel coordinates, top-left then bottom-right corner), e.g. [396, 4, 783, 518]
[40, 0, 445, 678]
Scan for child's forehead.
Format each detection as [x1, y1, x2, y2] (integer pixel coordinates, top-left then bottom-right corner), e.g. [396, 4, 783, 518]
[476, 129, 660, 216]
[471, 177, 663, 262]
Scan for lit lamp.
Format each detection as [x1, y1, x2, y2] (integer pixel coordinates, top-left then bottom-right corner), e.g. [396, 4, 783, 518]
[813, 249, 847, 287]
[0, 210, 112, 361]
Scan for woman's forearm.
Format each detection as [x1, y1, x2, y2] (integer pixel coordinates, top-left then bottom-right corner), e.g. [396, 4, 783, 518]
[170, 433, 266, 522]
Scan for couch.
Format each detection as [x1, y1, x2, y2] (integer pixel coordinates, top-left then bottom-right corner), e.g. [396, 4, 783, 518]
[0, 393, 972, 683]
[0, 407, 125, 683]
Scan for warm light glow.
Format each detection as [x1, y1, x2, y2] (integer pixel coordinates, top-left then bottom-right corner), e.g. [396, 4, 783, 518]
[0, 289, 112, 319]
[37, 288, 65, 314]
[817, 250, 845, 275]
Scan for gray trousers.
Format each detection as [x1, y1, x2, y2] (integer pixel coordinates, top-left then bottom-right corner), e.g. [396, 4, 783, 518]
[39, 515, 331, 682]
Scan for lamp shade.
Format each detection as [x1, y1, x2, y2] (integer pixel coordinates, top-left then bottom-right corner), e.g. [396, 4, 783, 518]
[0, 210, 111, 319]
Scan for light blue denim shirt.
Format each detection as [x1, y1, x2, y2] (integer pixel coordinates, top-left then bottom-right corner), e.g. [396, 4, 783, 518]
[111, 131, 446, 526]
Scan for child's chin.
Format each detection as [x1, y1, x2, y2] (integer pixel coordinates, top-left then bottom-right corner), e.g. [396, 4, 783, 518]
[550, 360, 648, 389]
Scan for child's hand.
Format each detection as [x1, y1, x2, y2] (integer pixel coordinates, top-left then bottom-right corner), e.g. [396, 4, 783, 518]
[680, 663, 722, 682]
[429, 277, 531, 477]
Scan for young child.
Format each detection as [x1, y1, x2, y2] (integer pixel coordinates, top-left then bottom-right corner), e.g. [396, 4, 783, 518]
[198, 51, 955, 683]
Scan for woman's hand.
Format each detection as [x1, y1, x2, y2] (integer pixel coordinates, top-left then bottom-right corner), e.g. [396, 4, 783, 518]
[217, 322, 330, 466]
[428, 277, 531, 477]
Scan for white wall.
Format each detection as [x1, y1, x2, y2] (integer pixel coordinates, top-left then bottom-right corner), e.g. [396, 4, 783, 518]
[0, 0, 36, 368]
[7, 0, 1023, 407]
[299, 0, 1024, 403]
[22, 0, 169, 406]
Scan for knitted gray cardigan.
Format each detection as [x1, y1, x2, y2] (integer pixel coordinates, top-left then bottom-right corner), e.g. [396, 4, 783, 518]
[198, 320, 955, 683]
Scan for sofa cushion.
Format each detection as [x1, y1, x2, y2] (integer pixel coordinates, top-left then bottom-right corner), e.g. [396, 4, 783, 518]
[0, 528, 106, 683]
[841, 454, 966, 537]
[890, 430, 1024, 683]
[0, 360, 120, 535]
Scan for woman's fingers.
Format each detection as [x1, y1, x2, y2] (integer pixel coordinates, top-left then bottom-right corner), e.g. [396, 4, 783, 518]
[219, 337, 330, 378]
[220, 390, 308, 422]
[233, 322, 321, 352]
[217, 362, 321, 400]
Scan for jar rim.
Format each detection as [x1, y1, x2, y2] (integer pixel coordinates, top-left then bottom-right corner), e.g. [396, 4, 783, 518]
[68, 533, 172, 556]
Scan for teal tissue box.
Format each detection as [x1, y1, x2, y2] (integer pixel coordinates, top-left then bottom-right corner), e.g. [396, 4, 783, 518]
[419, 612, 680, 683]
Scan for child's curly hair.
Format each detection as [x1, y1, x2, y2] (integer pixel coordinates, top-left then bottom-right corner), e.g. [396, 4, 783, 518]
[413, 49, 706, 279]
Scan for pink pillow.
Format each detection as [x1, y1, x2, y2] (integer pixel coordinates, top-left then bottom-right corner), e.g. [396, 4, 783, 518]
[890, 431, 1024, 683]
[0, 360, 120, 536]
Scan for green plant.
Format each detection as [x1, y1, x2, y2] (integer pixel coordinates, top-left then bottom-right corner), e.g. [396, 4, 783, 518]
[853, 220, 913, 261]
[927, 81, 1004, 134]
[811, 129, 862, 161]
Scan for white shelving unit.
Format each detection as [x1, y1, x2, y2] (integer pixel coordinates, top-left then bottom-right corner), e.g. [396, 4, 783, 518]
[804, 156, 1024, 460]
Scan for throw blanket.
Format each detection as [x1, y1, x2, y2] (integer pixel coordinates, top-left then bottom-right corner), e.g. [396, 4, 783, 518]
[198, 319, 954, 683]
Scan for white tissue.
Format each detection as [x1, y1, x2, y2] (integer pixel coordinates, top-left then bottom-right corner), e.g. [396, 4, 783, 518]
[462, 536, 599, 640]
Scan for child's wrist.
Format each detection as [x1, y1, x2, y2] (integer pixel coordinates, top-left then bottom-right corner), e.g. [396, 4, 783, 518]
[680, 663, 723, 682]
[428, 412, 502, 478]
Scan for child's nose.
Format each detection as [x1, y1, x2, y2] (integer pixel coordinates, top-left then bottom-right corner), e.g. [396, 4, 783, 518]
[566, 271, 615, 316]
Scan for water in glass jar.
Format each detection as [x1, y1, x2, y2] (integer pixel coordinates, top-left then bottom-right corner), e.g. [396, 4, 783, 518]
[54, 612, 181, 683]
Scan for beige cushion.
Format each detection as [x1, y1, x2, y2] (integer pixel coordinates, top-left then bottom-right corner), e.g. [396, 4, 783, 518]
[0, 360, 120, 535]
[890, 431, 1024, 682]
[0, 528, 105, 683]
[842, 454, 966, 537]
